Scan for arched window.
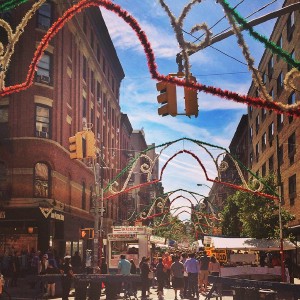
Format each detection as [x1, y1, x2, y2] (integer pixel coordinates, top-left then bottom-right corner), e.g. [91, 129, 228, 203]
[34, 162, 50, 198]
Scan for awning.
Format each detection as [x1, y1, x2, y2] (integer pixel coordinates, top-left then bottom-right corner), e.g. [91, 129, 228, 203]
[202, 236, 296, 251]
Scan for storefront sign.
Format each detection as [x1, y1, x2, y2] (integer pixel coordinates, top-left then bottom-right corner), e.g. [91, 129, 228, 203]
[112, 226, 151, 235]
[39, 207, 53, 218]
[51, 211, 64, 221]
[108, 233, 137, 241]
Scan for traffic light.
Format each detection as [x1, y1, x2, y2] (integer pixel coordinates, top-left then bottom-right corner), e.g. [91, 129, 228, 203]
[156, 81, 177, 116]
[85, 131, 96, 158]
[184, 75, 198, 117]
[80, 228, 94, 239]
[69, 132, 83, 159]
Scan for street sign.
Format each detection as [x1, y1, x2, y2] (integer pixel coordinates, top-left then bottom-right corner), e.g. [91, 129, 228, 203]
[90, 207, 106, 214]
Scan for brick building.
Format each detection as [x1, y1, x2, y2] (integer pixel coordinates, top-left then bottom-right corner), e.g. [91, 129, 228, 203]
[0, 2, 124, 258]
[247, 0, 300, 235]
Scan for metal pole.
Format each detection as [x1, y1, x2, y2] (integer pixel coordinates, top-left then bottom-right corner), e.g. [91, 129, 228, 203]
[92, 160, 99, 272]
[276, 135, 285, 282]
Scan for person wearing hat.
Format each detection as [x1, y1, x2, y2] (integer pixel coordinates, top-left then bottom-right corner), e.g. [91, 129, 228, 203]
[60, 255, 74, 300]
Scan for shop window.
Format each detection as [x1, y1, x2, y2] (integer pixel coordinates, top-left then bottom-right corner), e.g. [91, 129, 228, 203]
[289, 174, 296, 206]
[37, 2, 52, 30]
[35, 105, 51, 138]
[34, 162, 50, 198]
[36, 53, 52, 85]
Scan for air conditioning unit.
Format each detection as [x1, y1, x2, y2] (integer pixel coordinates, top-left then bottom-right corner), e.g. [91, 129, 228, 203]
[36, 74, 50, 84]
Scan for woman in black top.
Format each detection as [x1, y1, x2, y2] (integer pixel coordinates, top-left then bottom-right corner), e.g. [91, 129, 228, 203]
[140, 257, 151, 299]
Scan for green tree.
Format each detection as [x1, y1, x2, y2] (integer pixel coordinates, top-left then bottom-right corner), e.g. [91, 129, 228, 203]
[221, 174, 294, 238]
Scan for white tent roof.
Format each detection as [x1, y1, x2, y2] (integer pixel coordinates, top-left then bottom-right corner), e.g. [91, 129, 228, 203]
[202, 236, 296, 251]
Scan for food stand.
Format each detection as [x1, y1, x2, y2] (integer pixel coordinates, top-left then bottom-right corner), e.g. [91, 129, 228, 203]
[199, 236, 296, 282]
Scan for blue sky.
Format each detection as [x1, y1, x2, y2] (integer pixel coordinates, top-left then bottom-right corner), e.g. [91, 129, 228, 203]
[100, 0, 284, 220]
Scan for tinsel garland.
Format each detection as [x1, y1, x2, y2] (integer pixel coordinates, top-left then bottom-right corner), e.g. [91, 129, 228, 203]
[1, 0, 300, 116]
[220, 0, 300, 70]
[0, 0, 28, 12]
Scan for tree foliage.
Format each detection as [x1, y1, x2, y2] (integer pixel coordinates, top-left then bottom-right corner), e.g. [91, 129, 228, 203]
[221, 174, 295, 239]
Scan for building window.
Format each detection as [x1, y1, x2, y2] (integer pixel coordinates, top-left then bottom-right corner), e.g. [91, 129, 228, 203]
[288, 92, 296, 123]
[249, 126, 253, 140]
[262, 132, 267, 151]
[277, 72, 283, 95]
[0, 106, 8, 123]
[261, 108, 266, 121]
[277, 114, 283, 131]
[255, 142, 259, 162]
[269, 155, 274, 172]
[278, 144, 283, 166]
[249, 106, 253, 118]
[35, 105, 51, 138]
[36, 53, 52, 84]
[262, 72, 267, 84]
[276, 35, 282, 61]
[268, 56, 274, 77]
[288, 132, 296, 164]
[289, 174, 296, 206]
[288, 50, 295, 72]
[268, 122, 274, 145]
[37, 2, 52, 30]
[287, 11, 295, 42]
[97, 81, 101, 104]
[83, 56, 87, 82]
[82, 182, 86, 210]
[91, 70, 94, 95]
[34, 162, 50, 198]
[91, 107, 94, 127]
[262, 163, 266, 177]
[255, 114, 260, 134]
[82, 97, 87, 118]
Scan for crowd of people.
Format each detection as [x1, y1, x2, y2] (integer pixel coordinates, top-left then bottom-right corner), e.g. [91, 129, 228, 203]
[0, 247, 82, 299]
[118, 250, 221, 300]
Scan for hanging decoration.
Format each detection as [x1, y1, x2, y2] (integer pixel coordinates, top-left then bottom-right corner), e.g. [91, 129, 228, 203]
[220, 0, 300, 70]
[0, 0, 28, 12]
[1, 0, 300, 116]
[0, 0, 46, 90]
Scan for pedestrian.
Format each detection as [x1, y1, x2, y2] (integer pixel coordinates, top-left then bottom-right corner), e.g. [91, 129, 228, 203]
[60, 255, 74, 300]
[71, 251, 82, 274]
[209, 256, 221, 276]
[9, 251, 20, 287]
[155, 257, 165, 299]
[180, 253, 189, 297]
[199, 250, 210, 293]
[162, 252, 172, 288]
[184, 252, 199, 298]
[118, 254, 131, 275]
[130, 259, 137, 274]
[140, 257, 151, 299]
[45, 259, 60, 297]
[170, 255, 184, 300]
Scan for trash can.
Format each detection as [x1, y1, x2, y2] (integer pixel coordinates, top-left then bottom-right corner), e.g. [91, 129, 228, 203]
[259, 289, 278, 300]
[233, 286, 245, 300]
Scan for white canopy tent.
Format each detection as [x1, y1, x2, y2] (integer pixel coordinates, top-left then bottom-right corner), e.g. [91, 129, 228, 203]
[199, 236, 296, 251]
